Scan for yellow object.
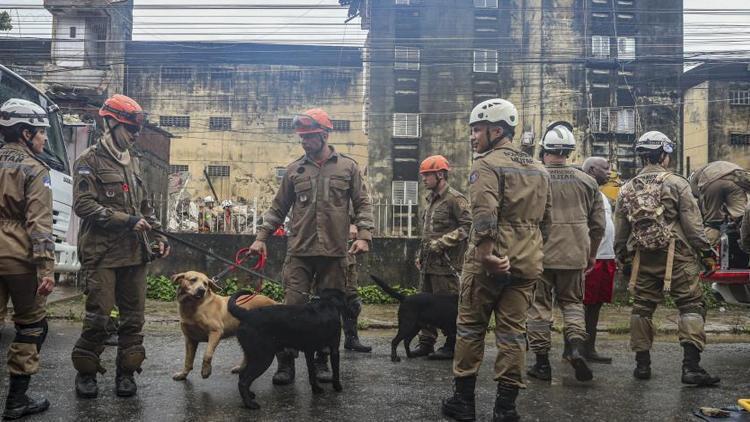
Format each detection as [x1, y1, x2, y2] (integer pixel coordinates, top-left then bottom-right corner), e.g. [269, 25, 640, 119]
[738, 398, 750, 412]
[110, 307, 119, 319]
[600, 170, 622, 202]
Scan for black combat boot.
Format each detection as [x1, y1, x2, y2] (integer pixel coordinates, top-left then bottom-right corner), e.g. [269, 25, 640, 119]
[343, 308, 371, 353]
[428, 336, 455, 361]
[272, 351, 296, 386]
[410, 343, 434, 358]
[314, 352, 333, 383]
[3, 375, 49, 420]
[75, 374, 98, 399]
[441, 376, 476, 421]
[567, 338, 593, 381]
[633, 351, 651, 380]
[527, 353, 551, 381]
[115, 368, 137, 397]
[681, 343, 720, 386]
[584, 303, 612, 364]
[493, 383, 520, 422]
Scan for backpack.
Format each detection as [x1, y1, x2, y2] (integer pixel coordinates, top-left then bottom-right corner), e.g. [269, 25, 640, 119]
[619, 172, 674, 250]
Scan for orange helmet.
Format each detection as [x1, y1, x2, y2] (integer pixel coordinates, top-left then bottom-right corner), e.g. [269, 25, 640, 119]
[99, 94, 146, 128]
[419, 155, 450, 174]
[293, 108, 333, 135]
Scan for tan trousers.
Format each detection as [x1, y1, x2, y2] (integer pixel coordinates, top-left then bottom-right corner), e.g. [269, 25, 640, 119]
[453, 271, 535, 388]
[0, 274, 48, 375]
[630, 254, 706, 352]
[418, 272, 459, 346]
[282, 255, 347, 305]
[526, 269, 587, 354]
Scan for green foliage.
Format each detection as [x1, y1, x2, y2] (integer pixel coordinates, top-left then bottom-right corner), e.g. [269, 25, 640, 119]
[146, 275, 176, 301]
[0, 12, 12, 32]
[357, 284, 418, 304]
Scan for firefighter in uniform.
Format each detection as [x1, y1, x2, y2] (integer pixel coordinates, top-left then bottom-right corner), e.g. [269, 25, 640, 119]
[71, 95, 170, 399]
[689, 161, 750, 246]
[526, 122, 605, 382]
[0, 99, 56, 419]
[249, 108, 374, 385]
[442, 99, 552, 422]
[615, 131, 720, 386]
[413, 155, 471, 360]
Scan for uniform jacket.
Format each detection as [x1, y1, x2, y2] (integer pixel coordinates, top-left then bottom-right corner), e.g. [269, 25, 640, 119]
[418, 183, 472, 274]
[256, 146, 374, 257]
[73, 136, 164, 269]
[543, 164, 605, 269]
[464, 143, 552, 280]
[0, 142, 55, 277]
[614, 164, 710, 264]
[690, 161, 747, 223]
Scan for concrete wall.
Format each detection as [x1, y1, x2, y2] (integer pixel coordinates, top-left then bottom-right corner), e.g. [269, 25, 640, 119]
[52, 16, 86, 67]
[709, 80, 750, 168]
[148, 234, 422, 288]
[682, 81, 709, 174]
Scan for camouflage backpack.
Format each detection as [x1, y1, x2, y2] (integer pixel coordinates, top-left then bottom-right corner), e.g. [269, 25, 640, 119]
[619, 172, 674, 250]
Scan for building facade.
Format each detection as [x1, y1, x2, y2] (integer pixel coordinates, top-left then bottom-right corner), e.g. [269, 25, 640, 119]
[353, 0, 683, 203]
[682, 63, 750, 173]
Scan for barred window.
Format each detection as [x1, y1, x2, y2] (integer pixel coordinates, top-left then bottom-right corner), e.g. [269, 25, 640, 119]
[617, 37, 636, 61]
[209, 67, 233, 81]
[393, 113, 421, 138]
[473, 49, 498, 73]
[169, 164, 189, 174]
[474, 0, 498, 7]
[205, 165, 230, 177]
[394, 46, 420, 71]
[160, 115, 190, 128]
[589, 108, 610, 133]
[730, 133, 750, 146]
[730, 90, 750, 106]
[332, 120, 351, 131]
[161, 67, 191, 82]
[278, 118, 294, 132]
[209, 117, 232, 131]
[392, 180, 419, 205]
[592, 36, 610, 58]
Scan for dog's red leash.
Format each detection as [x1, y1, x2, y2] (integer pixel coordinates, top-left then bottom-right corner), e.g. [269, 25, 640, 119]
[231, 248, 267, 305]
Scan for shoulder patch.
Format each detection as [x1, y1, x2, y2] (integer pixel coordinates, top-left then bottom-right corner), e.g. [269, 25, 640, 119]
[43, 175, 51, 189]
[469, 171, 479, 184]
[77, 165, 92, 176]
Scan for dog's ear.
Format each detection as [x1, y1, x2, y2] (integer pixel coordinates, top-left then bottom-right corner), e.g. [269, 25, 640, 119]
[207, 279, 221, 292]
[171, 273, 185, 285]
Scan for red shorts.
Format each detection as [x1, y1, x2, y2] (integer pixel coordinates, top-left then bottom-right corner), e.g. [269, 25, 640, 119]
[584, 259, 616, 305]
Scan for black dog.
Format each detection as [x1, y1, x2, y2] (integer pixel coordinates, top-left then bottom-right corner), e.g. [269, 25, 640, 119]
[370, 275, 458, 363]
[228, 288, 347, 410]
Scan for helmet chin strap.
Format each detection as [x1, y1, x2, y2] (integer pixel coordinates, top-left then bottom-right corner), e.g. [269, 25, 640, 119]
[106, 119, 134, 151]
[23, 128, 38, 151]
[313, 133, 326, 155]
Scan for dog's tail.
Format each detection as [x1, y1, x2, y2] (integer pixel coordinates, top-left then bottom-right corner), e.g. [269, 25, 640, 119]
[369, 275, 405, 302]
[228, 290, 256, 320]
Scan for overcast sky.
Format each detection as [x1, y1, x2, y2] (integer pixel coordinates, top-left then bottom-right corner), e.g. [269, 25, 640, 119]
[2, 0, 749, 57]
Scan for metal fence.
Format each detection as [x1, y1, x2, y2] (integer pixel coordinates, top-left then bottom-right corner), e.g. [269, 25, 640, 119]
[156, 195, 419, 238]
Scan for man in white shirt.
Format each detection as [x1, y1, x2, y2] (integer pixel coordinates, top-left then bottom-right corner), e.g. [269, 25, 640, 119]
[582, 157, 616, 363]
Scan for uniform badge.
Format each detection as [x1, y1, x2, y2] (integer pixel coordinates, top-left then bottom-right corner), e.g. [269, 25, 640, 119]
[469, 171, 479, 184]
[106, 190, 116, 198]
[299, 193, 309, 203]
[296, 167, 305, 174]
[43, 176, 51, 189]
[122, 183, 129, 192]
[77, 166, 92, 175]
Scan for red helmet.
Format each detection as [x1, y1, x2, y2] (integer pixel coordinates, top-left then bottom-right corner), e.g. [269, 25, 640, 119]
[99, 94, 146, 128]
[293, 108, 333, 135]
[419, 155, 450, 174]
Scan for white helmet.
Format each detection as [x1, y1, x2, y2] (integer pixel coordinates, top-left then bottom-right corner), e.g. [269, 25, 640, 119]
[469, 98, 518, 127]
[540, 121, 575, 151]
[221, 200, 233, 208]
[635, 131, 675, 154]
[0, 98, 50, 128]
[204, 196, 215, 204]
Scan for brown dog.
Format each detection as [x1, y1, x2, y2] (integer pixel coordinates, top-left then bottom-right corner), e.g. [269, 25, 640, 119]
[171, 271, 278, 381]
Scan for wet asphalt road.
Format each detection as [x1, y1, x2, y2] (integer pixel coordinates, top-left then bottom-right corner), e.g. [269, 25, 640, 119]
[1, 321, 748, 422]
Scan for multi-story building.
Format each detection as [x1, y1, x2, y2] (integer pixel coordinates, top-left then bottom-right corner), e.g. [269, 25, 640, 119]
[351, 0, 683, 204]
[682, 62, 750, 172]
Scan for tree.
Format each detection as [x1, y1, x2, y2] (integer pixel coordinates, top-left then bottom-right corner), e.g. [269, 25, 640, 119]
[0, 11, 12, 31]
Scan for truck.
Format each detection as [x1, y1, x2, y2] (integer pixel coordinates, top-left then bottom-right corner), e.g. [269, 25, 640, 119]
[0, 64, 80, 276]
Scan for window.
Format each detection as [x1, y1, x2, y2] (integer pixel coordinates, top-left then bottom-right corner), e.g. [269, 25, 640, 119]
[280, 70, 302, 81]
[275, 167, 287, 181]
[730, 133, 750, 146]
[209, 67, 233, 81]
[332, 120, 351, 131]
[473, 0, 498, 7]
[277, 118, 294, 132]
[617, 13, 634, 20]
[392, 181, 419, 205]
[614, 108, 635, 133]
[393, 113, 421, 138]
[161, 67, 191, 82]
[205, 165, 230, 177]
[169, 164, 189, 174]
[592, 12, 609, 18]
[69, 27, 76, 38]
[589, 108, 610, 133]
[394, 46, 420, 71]
[160, 116, 190, 128]
[730, 90, 750, 106]
[617, 37, 635, 61]
[209, 117, 232, 131]
[473, 49, 498, 73]
[395, 0, 410, 4]
[617, 0, 634, 5]
[591, 36, 610, 58]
